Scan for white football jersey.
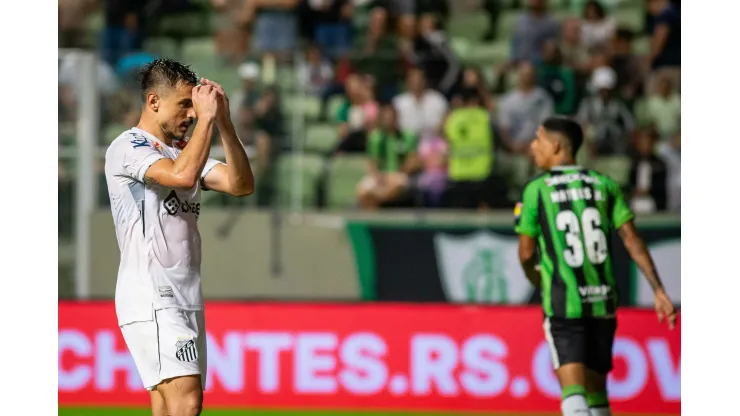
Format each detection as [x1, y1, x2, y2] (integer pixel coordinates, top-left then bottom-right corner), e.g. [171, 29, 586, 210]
[104, 127, 223, 326]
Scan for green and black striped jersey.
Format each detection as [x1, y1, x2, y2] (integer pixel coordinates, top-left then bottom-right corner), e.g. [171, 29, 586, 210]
[514, 165, 635, 319]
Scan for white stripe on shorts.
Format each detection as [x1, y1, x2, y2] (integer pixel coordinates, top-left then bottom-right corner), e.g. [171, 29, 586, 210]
[543, 317, 560, 369]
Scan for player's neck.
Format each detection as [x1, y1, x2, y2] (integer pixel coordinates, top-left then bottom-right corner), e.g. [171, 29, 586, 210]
[548, 156, 578, 171]
[137, 116, 174, 147]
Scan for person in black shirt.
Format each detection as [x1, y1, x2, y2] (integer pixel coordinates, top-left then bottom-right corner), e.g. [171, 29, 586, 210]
[100, 0, 147, 66]
[646, 0, 680, 93]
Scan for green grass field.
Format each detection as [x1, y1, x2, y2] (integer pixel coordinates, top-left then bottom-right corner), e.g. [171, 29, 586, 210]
[58, 409, 668, 416]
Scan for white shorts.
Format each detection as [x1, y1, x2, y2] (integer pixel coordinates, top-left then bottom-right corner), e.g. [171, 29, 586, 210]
[120, 308, 207, 391]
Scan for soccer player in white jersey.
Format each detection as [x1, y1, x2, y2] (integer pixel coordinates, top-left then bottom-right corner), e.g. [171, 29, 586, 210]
[104, 59, 254, 416]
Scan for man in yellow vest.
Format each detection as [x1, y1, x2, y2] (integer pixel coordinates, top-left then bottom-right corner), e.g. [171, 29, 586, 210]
[444, 87, 504, 209]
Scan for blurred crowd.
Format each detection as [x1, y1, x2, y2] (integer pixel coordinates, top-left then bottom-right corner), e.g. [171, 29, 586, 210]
[59, 0, 681, 223]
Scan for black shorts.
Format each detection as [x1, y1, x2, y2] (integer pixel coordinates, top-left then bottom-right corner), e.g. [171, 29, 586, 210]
[543, 317, 617, 375]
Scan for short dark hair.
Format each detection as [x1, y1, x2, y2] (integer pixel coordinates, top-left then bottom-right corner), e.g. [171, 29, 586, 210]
[615, 27, 635, 42]
[139, 58, 198, 101]
[583, 0, 606, 19]
[542, 117, 584, 155]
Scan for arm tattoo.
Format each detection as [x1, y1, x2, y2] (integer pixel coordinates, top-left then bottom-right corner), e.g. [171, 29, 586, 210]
[144, 174, 160, 187]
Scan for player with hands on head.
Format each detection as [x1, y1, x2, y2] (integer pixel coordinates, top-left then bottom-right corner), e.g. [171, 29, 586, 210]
[104, 59, 254, 416]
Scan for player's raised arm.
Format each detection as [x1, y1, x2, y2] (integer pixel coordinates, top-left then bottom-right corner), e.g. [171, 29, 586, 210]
[515, 181, 542, 287]
[144, 85, 219, 189]
[610, 179, 677, 329]
[199, 79, 255, 197]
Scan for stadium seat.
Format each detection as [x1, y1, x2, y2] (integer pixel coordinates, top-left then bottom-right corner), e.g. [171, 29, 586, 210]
[102, 123, 127, 145]
[448, 13, 488, 41]
[283, 96, 321, 119]
[466, 40, 510, 66]
[632, 36, 650, 56]
[144, 38, 179, 59]
[328, 96, 345, 122]
[498, 154, 531, 191]
[613, 6, 644, 31]
[305, 124, 338, 154]
[633, 98, 651, 127]
[591, 156, 632, 186]
[182, 37, 217, 76]
[326, 155, 367, 209]
[276, 153, 325, 208]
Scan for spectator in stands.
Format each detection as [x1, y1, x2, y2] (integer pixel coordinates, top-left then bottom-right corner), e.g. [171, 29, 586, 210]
[658, 129, 680, 212]
[100, 0, 147, 67]
[577, 66, 635, 155]
[393, 68, 449, 138]
[352, 6, 404, 103]
[611, 27, 643, 108]
[416, 0, 451, 31]
[480, 0, 502, 42]
[356, 104, 420, 209]
[504, 0, 559, 69]
[417, 133, 448, 207]
[253, 85, 285, 206]
[646, 0, 681, 91]
[59, 0, 96, 48]
[298, 43, 336, 97]
[231, 62, 263, 121]
[497, 62, 554, 155]
[538, 40, 578, 115]
[212, 0, 252, 64]
[444, 87, 504, 210]
[628, 127, 667, 214]
[411, 13, 462, 98]
[308, 0, 353, 59]
[453, 67, 492, 111]
[368, 0, 417, 42]
[559, 17, 589, 72]
[336, 74, 380, 153]
[645, 73, 680, 141]
[244, 0, 300, 61]
[580, 0, 615, 50]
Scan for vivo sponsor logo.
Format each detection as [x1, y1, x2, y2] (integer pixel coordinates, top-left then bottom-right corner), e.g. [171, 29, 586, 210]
[59, 330, 679, 402]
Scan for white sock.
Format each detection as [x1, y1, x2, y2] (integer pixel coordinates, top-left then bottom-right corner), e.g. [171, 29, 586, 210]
[589, 408, 612, 416]
[561, 394, 590, 416]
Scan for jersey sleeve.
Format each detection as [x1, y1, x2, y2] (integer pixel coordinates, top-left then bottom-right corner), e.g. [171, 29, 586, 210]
[118, 138, 166, 182]
[514, 181, 541, 237]
[608, 178, 635, 229]
[201, 158, 224, 180]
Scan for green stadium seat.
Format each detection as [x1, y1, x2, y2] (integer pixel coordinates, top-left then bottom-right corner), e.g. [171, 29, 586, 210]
[327, 155, 367, 209]
[305, 124, 338, 154]
[328, 96, 345, 122]
[466, 40, 510, 66]
[450, 38, 472, 61]
[591, 156, 631, 186]
[498, 153, 531, 191]
[633, 98, 651, 127]
[448, 13, 488, 41]
[632, 36, 650, 56]
[613, 6, 644, 32]
[276, 153, 325, 208]
[144, 37, 179, 59]
[283, 96, 321, 119]
[182, 38, 217, 76]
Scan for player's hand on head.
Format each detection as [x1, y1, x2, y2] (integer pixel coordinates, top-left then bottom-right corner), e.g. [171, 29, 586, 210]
[654, 289, 677, 330]
[200, 78, 230, 119]
[192, 84, 219, 120]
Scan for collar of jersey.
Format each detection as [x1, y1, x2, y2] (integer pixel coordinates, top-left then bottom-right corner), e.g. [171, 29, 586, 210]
[550, 165, 582, 171]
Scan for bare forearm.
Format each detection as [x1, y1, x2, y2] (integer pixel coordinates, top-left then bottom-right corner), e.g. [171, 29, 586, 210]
[170, 118, 215, 185]
[218, 118, 255, 194]
[520, 256, 541, 287]
[624, 235, 664, 293]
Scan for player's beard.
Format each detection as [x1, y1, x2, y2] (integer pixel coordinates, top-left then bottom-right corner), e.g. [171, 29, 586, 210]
[159, 121, 185, 141]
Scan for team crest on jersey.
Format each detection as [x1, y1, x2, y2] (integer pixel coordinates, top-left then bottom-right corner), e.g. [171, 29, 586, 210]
[513, 202, 522, 220]
[175, 339, 198, 363]
[153, 141, 162, 151]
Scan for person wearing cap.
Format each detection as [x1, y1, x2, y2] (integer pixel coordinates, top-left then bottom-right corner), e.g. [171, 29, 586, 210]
[576, 66, 635, 156]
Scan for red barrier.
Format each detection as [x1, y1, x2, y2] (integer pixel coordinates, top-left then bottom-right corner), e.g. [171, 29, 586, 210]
[58, 302, 680, 413]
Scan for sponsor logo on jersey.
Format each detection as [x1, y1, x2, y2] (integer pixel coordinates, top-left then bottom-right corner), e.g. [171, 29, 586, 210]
[163, 191, 201, 218]
[130, 135, 150, 149]
[545, 173, 600, 187]
[578, 285, 612, 303]
[513, 202, 522, 220]
[153, 141, 162, 151]
[158, 286, 174, 298]
[175, 339, 198, 363]
[434, 231, 533, 304]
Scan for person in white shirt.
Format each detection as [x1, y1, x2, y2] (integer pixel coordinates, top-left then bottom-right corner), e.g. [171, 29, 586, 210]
[104, 59, 254, 416]
[392, 68, 449, 138]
